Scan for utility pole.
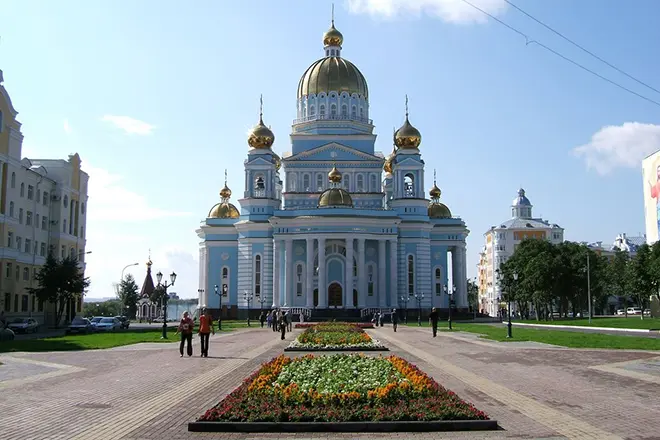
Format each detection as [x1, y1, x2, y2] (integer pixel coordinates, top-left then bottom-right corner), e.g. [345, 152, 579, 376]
[587, 252, 592, 324]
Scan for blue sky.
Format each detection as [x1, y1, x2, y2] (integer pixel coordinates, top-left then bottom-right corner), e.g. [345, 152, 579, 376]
[1, 0, 658, 299]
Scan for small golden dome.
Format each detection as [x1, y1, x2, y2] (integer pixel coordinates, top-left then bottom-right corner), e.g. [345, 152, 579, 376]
[428, 202, 452, 219]
[318, 188, 353, 207]
[429, 184, 441, 199]
[328, 166, 342, 183]
[247, 116, 275, 149]
[395, 115, 422, 149]
[208, 202, 240, 219]
[272, 152, 281, 171]
[146, 259, 152, 267]
[323, 23, 343, 47]
[383, 147, 396, 174]
[220, 184, 232, 199]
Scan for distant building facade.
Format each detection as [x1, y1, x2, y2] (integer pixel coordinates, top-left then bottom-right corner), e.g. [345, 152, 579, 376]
[477, 188, 563, 317]
[0, 69, 90, 326]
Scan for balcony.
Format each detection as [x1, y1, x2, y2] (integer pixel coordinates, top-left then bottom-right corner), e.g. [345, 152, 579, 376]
[292, 114, 373, 125]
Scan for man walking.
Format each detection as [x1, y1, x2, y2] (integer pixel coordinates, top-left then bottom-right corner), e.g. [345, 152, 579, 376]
[198, 308, 215, 357]
[279, 311, 287, 340]
[391, 308, 398, 332]
[429, 307, 439, 337]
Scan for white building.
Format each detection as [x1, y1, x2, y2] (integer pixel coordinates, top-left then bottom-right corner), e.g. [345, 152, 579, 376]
[477, 188, 563, 317]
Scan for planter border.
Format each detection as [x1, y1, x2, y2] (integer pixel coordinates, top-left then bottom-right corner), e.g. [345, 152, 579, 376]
[284, 346, 389, 352]
[188, 419, 499, 432]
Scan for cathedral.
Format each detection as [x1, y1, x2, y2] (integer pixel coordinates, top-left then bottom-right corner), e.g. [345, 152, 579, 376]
[196, 19, 469, 320]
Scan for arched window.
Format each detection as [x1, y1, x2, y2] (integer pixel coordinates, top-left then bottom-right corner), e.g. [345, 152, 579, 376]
[221, 267, 229, 297]
[20, 183, 24, 197]
[288, 173, 297, 191]
[254, 255, 262, 297]
[316, 174, 324, 191]
[356, 174, 364, 192]
[310, 105, 316, 116]
[15, 265, 20, 281]
[10, 172, 15, 188]
[343, 174, 350, 190]
[341, 104, 347, 118]
[407, 255, 415, 295]
[330, 104, 337, 118]
[303, 174, 310, 191]
[370, 174, 377, 192]
[296, 264, 303, 296]
[404, 173, 415, 197]
[351, 105, 357, 119]
[319, 104, 326, 118]
[435, 267, 442, 295]
[9, 201, 14, 217]
[359, 107, 364, 117]
[353, 256, 357, 277]
[255, 176, 265, 190]
[23, 267, 29, 281]
[367, 265, 375, 296]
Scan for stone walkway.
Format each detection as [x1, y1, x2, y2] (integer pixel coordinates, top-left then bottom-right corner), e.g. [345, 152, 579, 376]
[0, 326, 658, 440]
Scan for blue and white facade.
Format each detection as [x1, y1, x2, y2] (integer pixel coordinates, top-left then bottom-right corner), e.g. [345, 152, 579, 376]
[196, 21, 469, 318]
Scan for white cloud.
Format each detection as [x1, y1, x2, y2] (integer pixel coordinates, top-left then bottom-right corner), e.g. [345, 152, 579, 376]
[347, 0, 508, 23]
[83, 164, 192, 221]
[63, 119, 72, 134]
[572, 122, 660, 175]
[101, 115, 155, 135]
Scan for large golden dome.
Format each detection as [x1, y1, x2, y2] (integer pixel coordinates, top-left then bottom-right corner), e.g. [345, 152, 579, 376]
[298, 57, 368, 99]
[209, 202, 240, 219]
[395, 115, 422, 149]
[428, 202, 451, 219]
[323, 23, 343, 47]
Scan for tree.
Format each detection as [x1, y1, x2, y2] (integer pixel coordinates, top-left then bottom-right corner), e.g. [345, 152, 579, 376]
[467, 278, 478, 313]
[627, 244, 653, 319]
[29, 254, 91, 325]
[118, 274, 139, 319]
[82, 299, 122, 318]
[608, 249, 631, 316]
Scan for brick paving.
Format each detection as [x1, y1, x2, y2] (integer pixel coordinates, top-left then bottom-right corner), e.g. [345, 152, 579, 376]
[0, 325, 657, 440]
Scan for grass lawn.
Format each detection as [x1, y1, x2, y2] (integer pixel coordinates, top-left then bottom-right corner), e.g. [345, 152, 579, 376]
[0, 320, 251, 353]
[518, 317, 660, 330]
[403, 322, 660, 350]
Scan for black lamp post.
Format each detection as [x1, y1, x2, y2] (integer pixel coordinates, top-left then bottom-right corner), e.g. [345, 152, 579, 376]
[399, 295, 410, 324]
[156, 270, 177, 339]
[444, 285, 456, 330]
[258, 295, 267, 313]
[507, 273, 516, 339]
[414, 292, 424, 326]
[214, 284, 222, 331]
[244, 291, 253, 327]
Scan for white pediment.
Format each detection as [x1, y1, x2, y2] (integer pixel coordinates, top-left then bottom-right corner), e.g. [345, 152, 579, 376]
[394, 156, 424, 167]
[286, 143, 381, 162]
[246, 156, 274, 167]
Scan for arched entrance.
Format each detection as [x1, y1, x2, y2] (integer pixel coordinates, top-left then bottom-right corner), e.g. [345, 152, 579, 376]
[328, 282, 343, 307]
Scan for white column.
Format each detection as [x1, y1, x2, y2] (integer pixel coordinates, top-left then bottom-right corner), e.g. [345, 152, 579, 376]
[457, 245, 468, 308]
[357, 238, 366, 308]
[284, 239, 293, 307]
[345, 238, 354, 308]
[318, 238, 327, 308]
[305, 238, 314, 308]
[378, 240, 386, 308]
[389, 239, 398, 308]
[272, 239, 280, 308]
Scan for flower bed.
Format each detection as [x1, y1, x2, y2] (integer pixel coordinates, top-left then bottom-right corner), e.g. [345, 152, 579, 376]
[286, 322, 387, 351]
[190, 354, 494, 432]
[295, 322, 374, 329]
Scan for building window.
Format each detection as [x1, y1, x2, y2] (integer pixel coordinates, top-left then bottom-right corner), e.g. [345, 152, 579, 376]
[344, 174, 350, 190]
[26, 211, 32, 226]
[330, 104, 337, 117]
[23, 267, 29, 281]
[310, 105, 315, 116]
[9, 201, 14, 217]
[70, 247, 75, 258]
[254, 255, 262, 297]
[435, 267, 442, 295]
[81, 202, 86, 214]
[18, 208, 23, 223]
[221, 267, 229, 297]
[356, 174, 364, 192]
[296, 264, 303, 296]
[36, 213, 39, 226]
[10, 172, 15, 189]
[40, 242, 46, 256]
[367, 265, 374, 296]
[5, 263, 12, 278]
[404, 173, 415, 197]
[41, 216, 47, 230]
[303, 174, 310, 191]
[7, 232, 12, 248]
[370, 174, 377, 192]
[341, 104, 347, 118]
[16, 236, 21, 251]
[63, 195, 68, 208]
[351, 105, 357, 119]
[3, 292, 9, 312]
[15, 265, 20, 281]
[319, 104, 326, 118]
[43, 191, 49, 205]
[13, 294, 18, 312]
[21, 295, 28, 312]
[407, 255, 415, 295]
[63, 219, 67, 233]
[20, 183, 24, 197]
[25, 239, 31, 254]
[27, 185, 34, 200]
[316, 174, 324, 191]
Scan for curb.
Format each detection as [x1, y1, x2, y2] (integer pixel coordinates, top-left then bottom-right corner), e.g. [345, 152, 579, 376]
[511, 322, 660, 333]
[283, 346, 389, 352]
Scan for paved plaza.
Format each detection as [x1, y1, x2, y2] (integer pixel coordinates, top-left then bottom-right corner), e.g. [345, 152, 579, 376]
[0, 326, 659, 440]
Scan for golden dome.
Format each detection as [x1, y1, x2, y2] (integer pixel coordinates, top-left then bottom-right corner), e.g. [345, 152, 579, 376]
[383, 146, 396, 174]
[323, 23, 343, 47]
[395, 115, 422, 149]
[429, 184, 441, 199]
[272, 152, 281, 171]
[328, 166, 342, 183]
[208, 202, 240, 219]
[318, 188, 353, 207]
[247, 116, 275, 149]
[219, 184, 232, 199]
[428, 202, 452, 219]
[298, 57, 368, 99]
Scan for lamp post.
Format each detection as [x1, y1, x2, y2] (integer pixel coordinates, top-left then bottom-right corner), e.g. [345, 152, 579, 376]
[121, 262, 139, 282]
[399, 295, 410, 324]
[473, 276, 478, 320]
[414, 292, 424, 326]
[244, 291, 253, 327]
[507, 273, 516, 339]
[444, 285, 456, 330]
[156, 270, 177, 339]
[586, 252, 592, 324]
[214, 284, 222, 331]
[258, 295, 267, 313]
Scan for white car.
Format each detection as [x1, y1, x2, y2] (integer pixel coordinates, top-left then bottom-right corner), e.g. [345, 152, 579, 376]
[95, 317, 122, 332]
[627, 307, 642, 315]
[616, 309, 625, 316]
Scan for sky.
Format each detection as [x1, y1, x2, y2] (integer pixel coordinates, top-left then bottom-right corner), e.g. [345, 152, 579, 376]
[1, 0, 658, 299]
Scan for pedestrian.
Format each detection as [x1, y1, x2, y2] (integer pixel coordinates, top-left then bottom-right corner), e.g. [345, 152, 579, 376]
[391, 308, 398, 332]
[198, 308, 215, 357]
[286, 310, 293, 332]
[271, 310, 279, 332]
[267, 311, 272, 329]
[429, 307, 439, 337]
[378, 312, 383, 327]
[259, 311, 266, 328]
[176, 311, 195, 357]
[279, 311, 287, 340]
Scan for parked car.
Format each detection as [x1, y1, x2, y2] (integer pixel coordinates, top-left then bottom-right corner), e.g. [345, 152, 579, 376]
[66, 317, 94, 334]
[0, 326, 15, 341]
[616, 309, 625, 316]
[89, 316, 104, 328]
[7, 318, 39, 334]
[95, 317, 122, 332]
[627, 307, 642, 315]
[114, 316, 130, 329]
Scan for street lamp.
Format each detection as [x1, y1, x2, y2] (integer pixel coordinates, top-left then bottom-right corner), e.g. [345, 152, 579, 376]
[444, 285, 456, 330]
[156, 270, 177, 339]
[585, 252, 592, 324]
[473, 276, 478, 320]
[399, 295, 410, 324]
[507, 273, 516, 339]
[258, 295, 267, 313]
[244, 291, 253, 327]
[121, 262, 139, 282]
[414, 292, 424, 326]
[214, 284, 222, 331]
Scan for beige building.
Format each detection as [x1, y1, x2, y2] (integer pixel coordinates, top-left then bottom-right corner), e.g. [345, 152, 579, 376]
[0, 69, 89, 326]
[476, 188, 563, 317]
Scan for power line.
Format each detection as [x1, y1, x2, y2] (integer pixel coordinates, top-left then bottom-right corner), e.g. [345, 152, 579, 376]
[503, 0, 660, 96]
[459, 0, 660, 108]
